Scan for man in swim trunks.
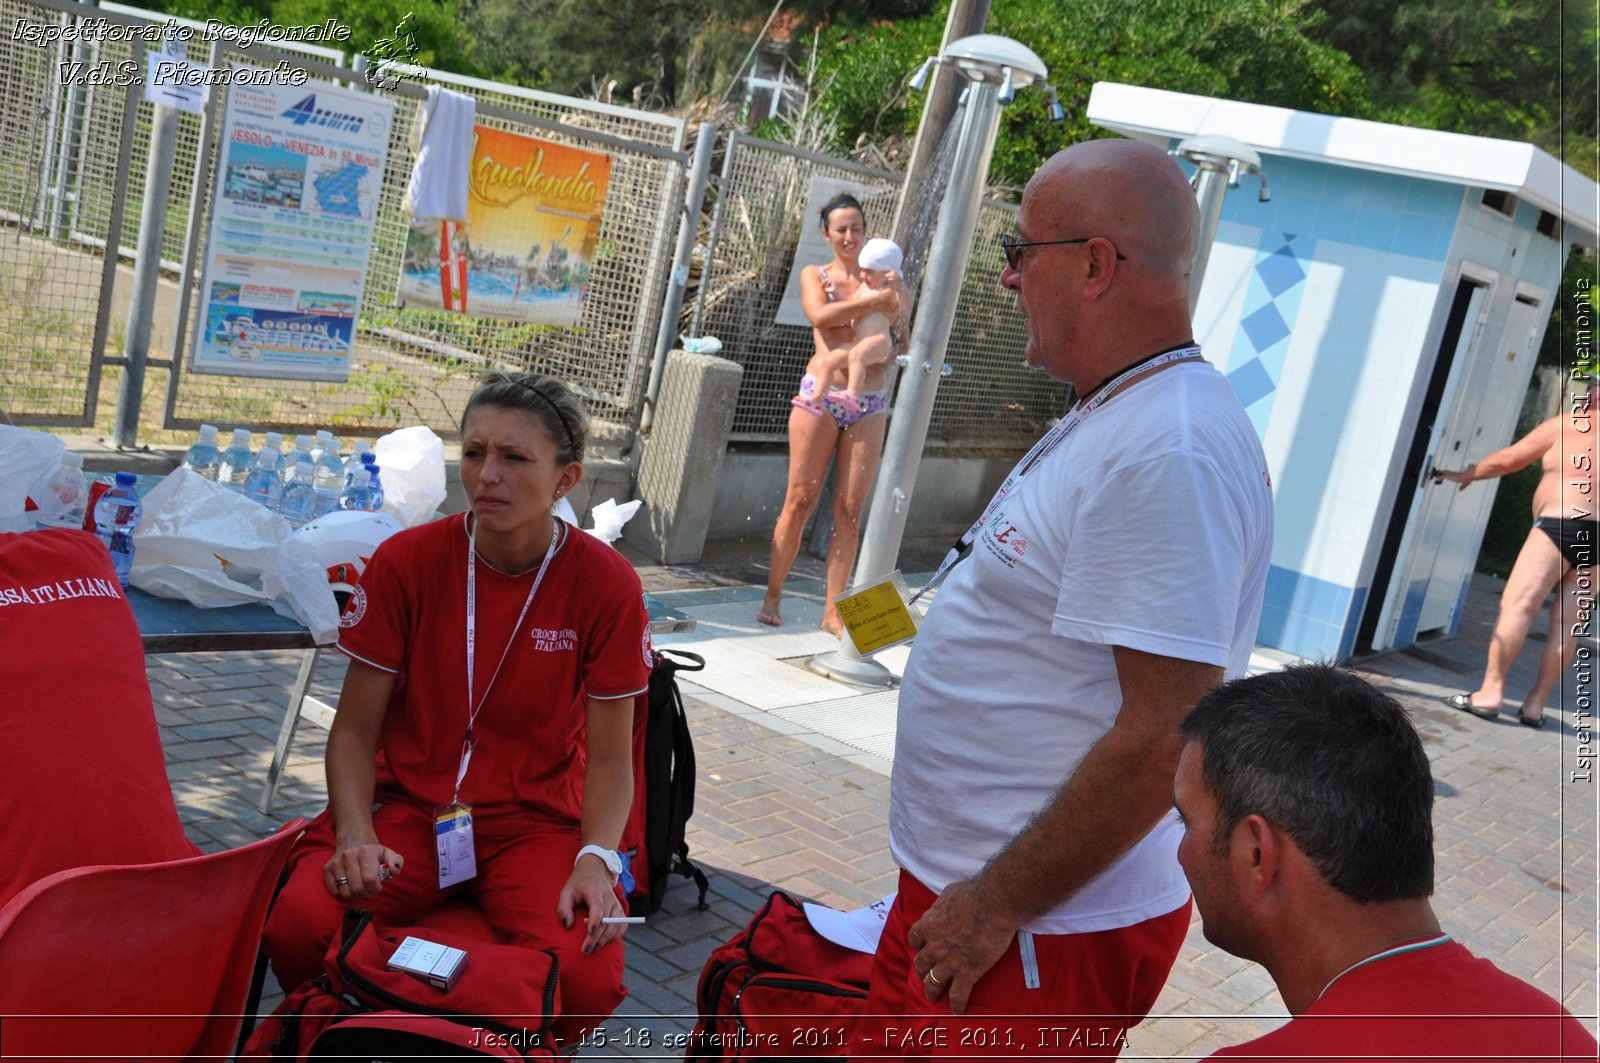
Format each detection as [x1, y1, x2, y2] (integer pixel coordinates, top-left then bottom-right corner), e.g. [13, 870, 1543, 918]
[1436, 378, 1597, 728]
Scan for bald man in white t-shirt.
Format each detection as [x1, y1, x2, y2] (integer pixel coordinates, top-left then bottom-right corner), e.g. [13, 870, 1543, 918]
[854, 140, 1274, 1058]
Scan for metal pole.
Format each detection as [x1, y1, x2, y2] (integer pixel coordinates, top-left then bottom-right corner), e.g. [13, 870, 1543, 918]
[642, 121, 718, 432]
[809, 80, 1003, 687]
[688, 129, 739, 338]
[1189, 163, 1229, 314]
[113, 97, 181, 447]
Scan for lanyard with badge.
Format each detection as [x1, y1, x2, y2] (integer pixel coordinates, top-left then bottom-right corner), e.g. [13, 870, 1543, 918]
[436, 514, 561, 888]
[906, 345, 1202, 606]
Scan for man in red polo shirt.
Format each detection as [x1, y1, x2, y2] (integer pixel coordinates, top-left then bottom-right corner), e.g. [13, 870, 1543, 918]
[0, 528, 198, 908]
[1175, 663, 1596, 1061]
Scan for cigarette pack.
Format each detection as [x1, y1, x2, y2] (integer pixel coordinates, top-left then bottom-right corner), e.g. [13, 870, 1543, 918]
[386, 935, 468, 991]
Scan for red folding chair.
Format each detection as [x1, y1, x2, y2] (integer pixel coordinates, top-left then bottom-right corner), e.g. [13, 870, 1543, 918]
[0, 818, 306, 1062]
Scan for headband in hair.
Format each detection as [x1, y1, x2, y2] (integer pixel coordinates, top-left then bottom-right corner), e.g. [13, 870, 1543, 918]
[512, 378, 579, 457]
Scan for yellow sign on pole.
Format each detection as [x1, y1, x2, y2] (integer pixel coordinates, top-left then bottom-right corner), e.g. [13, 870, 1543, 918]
[836, 573, 919, 657]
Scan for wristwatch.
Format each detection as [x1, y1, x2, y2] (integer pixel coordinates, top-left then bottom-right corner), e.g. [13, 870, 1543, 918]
[575, 844, 623, 884]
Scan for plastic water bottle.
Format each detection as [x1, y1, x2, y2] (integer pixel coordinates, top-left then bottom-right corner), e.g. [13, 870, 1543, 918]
[31, 451, 89, 530]
[93, 472, 143, 588]
[284, 434, 315, 481]
[339, 466, 375, 512]
[217, 428, 254, 493]
[363, 461, 385, 512]
[311, 429, 340, 466]
[242, 450, 283, 511]
[278, 460, 319, 528]
[257, 431, 286, 475]
[182, 424, 221, 480]
[313, 443, 346, 518]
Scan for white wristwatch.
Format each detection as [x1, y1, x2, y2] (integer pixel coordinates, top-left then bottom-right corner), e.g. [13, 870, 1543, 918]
[575, 844, 622, 883]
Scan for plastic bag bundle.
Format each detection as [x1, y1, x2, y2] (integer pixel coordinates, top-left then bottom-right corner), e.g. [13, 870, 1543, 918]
[131, 468, 340, 643]
[372, 426, 447, 528]
[0, 426, 66, 532]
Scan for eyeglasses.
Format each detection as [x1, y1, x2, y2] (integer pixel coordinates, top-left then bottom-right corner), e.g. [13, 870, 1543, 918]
[1000, 233, 1126, 270]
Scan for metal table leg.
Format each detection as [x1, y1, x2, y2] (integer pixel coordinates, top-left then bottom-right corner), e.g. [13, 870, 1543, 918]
[259, 646, 322, 815]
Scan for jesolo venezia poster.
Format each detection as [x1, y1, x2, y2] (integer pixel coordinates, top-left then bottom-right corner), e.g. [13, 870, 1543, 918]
[397, 126, 612, 327]
[191, 77, 393, 381]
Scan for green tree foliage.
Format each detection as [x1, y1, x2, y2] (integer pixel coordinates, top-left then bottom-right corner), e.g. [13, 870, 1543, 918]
[814, 0, 1372, 191]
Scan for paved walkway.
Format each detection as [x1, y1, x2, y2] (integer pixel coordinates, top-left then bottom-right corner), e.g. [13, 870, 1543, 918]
[145, 561, 1597, 1057]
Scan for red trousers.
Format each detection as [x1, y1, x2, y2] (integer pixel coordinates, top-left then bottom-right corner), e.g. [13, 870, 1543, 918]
[262, 798, 625, 1045]
[854, 870, 1190, 1061]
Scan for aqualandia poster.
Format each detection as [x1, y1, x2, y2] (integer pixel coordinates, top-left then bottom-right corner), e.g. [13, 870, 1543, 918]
[397, 127, 611, 327]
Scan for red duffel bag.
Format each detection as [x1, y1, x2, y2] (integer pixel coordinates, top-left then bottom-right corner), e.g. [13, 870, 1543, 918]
[242, 909, 559, 1060]
[691, 891, 873, 1060]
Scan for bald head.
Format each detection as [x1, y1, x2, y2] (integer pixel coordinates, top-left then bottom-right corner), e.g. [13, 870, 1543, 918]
[1026, 139, 1200, 299]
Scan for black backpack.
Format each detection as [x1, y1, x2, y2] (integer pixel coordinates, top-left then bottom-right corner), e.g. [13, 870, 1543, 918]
[631, 648, 710, 913]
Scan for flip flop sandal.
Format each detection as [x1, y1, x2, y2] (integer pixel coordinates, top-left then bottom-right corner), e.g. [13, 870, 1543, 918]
[1516, 712, 1546, 729]
[1443, 693, 1500, 721]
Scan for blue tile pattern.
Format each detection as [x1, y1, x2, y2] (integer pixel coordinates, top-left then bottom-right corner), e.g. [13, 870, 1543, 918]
[1227, 231, 1312, 436]
[1256, 565, 1366, 662]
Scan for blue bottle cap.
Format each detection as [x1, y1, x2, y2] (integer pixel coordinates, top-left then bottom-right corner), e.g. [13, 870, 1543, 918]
[114, 472, 138, 486]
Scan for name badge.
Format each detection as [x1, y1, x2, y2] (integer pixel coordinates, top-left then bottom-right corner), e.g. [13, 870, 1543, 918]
[434, 802, 477, 888]
[835, 570, 920, 657]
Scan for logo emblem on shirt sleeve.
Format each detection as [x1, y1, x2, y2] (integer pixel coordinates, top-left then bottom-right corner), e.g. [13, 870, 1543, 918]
[339, 583, 368, 629]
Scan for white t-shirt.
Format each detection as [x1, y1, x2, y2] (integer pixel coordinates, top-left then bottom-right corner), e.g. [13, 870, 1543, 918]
[890, 359, 1274, 935]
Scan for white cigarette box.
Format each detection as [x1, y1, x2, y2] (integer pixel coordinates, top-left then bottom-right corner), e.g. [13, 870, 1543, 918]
[387, 935, 468, 991]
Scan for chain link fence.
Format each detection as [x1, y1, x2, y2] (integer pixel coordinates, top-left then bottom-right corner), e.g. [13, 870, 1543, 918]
[0, 0, 135, 424]
[690, 132, 1069, 448]
[2, 0, 690, 442]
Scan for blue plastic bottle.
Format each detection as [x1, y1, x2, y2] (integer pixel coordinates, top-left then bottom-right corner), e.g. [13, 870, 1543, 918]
[363, 461, 385, 512]
[93, 472, 143, 588]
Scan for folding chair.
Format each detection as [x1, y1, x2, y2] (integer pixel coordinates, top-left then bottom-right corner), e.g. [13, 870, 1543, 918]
[0, 818, 306, 1061]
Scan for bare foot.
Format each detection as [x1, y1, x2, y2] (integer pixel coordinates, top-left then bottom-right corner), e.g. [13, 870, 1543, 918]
[820, 612, 843, 638]
[757, 599, 782, 627]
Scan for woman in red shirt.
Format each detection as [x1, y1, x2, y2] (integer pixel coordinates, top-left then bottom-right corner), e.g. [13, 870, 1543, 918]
[264, 372, 652, 1038]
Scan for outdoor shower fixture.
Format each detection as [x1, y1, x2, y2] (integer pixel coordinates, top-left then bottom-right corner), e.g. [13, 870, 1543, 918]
[809, 34, 1055, 688]
[1171, 134, 1271, 312]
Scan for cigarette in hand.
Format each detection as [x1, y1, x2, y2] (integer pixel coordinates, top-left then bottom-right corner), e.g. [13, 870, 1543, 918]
[600, 916, 646, 925]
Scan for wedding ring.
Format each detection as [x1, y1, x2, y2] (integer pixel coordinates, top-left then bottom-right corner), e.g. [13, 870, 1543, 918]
[336, 876, 350, 886]
[925, 970, 943, 986]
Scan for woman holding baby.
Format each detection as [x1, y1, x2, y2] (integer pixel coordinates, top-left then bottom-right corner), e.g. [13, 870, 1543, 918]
[758, 193, 909, 635]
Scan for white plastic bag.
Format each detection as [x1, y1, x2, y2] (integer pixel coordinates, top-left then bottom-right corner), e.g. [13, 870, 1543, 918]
[585, 498, 642, 544]
[373, 425, 447, 529]
[0, 426, 65, 532]
[130, 468, 340, 643]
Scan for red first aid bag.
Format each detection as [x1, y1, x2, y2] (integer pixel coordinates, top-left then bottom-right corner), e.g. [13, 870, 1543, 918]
[243, 909, 559, 1060]
[690, 891, 872, 1060]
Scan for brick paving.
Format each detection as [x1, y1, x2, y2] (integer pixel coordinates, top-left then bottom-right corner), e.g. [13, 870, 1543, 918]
[142, 566, 1597, 1057]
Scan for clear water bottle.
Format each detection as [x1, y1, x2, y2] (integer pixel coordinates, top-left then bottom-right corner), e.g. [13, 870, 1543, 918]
[278, 460, 319, 528]
[284, 434, 315, 481]
[182, 424, 221, 480]
[343, 450, 375, 490]
[30, 451, 89, 530]
[93, 472, 143, 588]
[313, 435, 346, 517]
[242, 450, 283, 511]
[257, 431, 286, 475]
[363, 461, 385, 512]
[217, 428, 254, 493]
[339, 466, 375, 512]
[311, 429, 341, 466]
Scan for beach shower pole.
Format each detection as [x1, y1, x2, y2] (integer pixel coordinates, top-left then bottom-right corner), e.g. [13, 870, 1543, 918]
[1170, 135, 1270, 313]
[809, 36, 1051, 688]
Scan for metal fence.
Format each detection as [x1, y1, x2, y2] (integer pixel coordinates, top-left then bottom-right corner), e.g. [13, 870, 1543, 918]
[690, 131, 1068, 448]
[2, 0, 690, 442]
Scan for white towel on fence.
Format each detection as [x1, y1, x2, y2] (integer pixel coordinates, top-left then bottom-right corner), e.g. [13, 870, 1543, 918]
[404, 85, 475, 223]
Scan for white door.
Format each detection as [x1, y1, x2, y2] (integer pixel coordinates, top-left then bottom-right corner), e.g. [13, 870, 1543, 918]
[1371, 277, 1492, 650]
[1413, 291, 1545, 633]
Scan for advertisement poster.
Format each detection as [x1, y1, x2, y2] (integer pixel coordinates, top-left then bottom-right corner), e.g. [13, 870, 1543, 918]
[191, 77, 392, 381]
[397, 126, 611, 327]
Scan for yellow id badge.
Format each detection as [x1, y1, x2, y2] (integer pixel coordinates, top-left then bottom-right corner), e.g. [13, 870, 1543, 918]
[834, 570, 920, 657]
[434, 802, 477, 888]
